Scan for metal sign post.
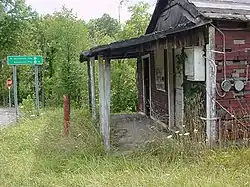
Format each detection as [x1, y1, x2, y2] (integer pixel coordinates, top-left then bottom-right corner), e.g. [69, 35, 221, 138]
[7, 78, 12, 108]
[8, 87, 11, 108]
[34, 64, 39, 116]
[13, 66, 18, 120]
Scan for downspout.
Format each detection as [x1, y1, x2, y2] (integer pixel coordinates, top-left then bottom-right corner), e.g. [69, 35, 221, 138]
[210, 23, 227, 98]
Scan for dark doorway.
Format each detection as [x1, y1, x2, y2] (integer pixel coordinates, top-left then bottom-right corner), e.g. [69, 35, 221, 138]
[143, 56, 150, 116]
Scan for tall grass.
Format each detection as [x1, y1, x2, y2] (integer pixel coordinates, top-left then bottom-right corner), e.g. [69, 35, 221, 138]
[1, 109, 250, 186]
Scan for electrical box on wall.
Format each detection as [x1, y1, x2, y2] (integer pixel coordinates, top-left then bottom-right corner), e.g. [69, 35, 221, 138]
[184, 46, 205, 81]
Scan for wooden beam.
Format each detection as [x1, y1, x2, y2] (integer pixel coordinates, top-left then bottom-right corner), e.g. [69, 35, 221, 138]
[90, 57, 96, 121]
[206, 26, 217, 146]
[104, 58, 111, 150]
[174, 48, 184, 129]
[167, 41, 175, 130]
[98, 56, 105, 141]
[98, 56, 111, 151]
[87, 60, 92, 111]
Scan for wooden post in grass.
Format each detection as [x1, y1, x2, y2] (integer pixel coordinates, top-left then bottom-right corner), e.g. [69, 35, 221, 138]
[64, 95, 70, 136]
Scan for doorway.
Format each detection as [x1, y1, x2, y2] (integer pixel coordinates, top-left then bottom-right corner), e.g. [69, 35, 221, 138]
[142, 55, 151, 117]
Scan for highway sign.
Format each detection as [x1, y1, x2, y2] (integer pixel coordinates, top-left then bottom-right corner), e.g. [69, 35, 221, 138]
[7, 56, 43, 65]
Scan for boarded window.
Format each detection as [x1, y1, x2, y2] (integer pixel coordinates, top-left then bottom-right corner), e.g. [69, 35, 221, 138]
[155, 47, 165, 91]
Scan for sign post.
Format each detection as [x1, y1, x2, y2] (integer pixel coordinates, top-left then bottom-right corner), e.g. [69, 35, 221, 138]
[13, 66, 18, 120]
[7, 56, 43, 119]
[7, 78, 12, 108]
[34, 64, 39, 115]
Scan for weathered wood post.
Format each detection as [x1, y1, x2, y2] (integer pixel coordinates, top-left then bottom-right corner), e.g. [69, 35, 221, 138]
[104, 58, 111, 150]
[167, 40, 175, 129]
[90, 57, 96, 121]
[87, 60, 92, 111]
[98, 56, 105, 139]
[64, 95, 70, 136]
[206, 26, 217, 146]
[98, 56, 111, 150]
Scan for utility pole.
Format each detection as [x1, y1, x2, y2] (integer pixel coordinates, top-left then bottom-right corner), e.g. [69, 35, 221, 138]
[118, 0, 128, 24]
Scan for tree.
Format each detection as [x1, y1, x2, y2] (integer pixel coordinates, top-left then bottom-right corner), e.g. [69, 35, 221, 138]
[42, 7, 89, 106]
[119, 1, 151, 39]
[87, 13, 121, 46]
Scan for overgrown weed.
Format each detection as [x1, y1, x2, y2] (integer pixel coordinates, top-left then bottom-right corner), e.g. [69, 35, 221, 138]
[1, 109, 250, 186]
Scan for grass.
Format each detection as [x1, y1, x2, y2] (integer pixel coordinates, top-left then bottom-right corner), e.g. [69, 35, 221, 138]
[1, 109, 250, 186]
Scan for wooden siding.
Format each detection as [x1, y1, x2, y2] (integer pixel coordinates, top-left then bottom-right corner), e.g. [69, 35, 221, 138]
[214, 21, 250, 141]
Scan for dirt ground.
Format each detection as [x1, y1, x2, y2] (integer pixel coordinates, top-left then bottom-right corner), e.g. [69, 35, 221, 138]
[112, 114, 167, 152]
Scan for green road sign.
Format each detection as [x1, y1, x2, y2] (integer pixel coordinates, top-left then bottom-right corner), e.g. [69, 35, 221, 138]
[7, 56, 43, 65]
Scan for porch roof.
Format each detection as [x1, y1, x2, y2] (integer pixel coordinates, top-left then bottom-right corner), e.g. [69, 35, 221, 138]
[80, 21, 210, 62]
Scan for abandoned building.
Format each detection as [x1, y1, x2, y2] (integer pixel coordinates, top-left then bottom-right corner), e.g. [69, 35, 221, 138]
[80, 0, 250, 149]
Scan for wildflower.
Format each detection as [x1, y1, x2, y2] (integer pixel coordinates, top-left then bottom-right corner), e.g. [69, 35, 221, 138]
[179, 134, 183, 136]
[182, 125, 186, 128]
[78, 133, 82, 137]
[175, 131, 180, 134]
[30, 114, 36, 117]
[184, 132, 190, 136]
[167, 135, 173, 139]
[194, 129, 198, 133]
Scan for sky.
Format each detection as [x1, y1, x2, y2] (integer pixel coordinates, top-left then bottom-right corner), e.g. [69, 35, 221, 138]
[25, 0, 157, 22]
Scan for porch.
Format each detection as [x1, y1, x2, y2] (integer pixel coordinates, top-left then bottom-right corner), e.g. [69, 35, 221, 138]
[80, 22, 213, 150]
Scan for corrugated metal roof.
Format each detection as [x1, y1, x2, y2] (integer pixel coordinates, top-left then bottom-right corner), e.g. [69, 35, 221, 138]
[190, 0, 250, 21]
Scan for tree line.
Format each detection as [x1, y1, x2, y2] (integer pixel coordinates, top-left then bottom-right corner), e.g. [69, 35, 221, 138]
[0, 0, 151, 113]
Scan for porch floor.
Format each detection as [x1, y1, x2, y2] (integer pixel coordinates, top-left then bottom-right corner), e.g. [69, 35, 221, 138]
[111, 114, 168, 152]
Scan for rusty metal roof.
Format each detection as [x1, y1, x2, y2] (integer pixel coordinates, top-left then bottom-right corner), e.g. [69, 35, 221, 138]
[190, 0, 250, 21]
[80, 0, 250, 60]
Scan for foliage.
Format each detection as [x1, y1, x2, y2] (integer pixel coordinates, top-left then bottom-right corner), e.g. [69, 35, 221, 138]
[20, 94, 35, 115]
[1, 110, 250, 186]
[0, 0, 152, 113]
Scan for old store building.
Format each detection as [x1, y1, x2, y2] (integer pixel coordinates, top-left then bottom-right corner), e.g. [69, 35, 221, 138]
[80, 0, 250, 149]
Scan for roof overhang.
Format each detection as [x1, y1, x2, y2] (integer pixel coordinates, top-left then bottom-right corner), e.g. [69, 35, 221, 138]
[80, 20, 211, 62]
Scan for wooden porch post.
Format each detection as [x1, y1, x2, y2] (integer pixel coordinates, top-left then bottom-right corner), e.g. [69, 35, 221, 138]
[98, 56, 105, 139]
[206, 26, 217, 146]
[87, 60, 92, 111]
[90, 57, 96, 121]
[104, 58, 111, 150]
[98, 56, 111, 150]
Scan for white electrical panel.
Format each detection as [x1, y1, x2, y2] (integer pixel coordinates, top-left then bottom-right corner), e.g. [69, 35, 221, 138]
[184, 46, 205, 81]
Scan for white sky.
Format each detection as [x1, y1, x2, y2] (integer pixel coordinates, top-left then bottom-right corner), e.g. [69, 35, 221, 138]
[25, 0, 157, 22]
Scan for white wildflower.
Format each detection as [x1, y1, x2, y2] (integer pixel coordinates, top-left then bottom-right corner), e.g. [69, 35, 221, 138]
[167, 135, 173, 139]
[78, 133, 82, 137]
[179, 134, 183, 136]
[175, 131, 180, 134]
[184, 132, 190, 136]
[30, 114, 36, 117]
[194, 129, 198, 133]
[182, 125, 186, 128]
